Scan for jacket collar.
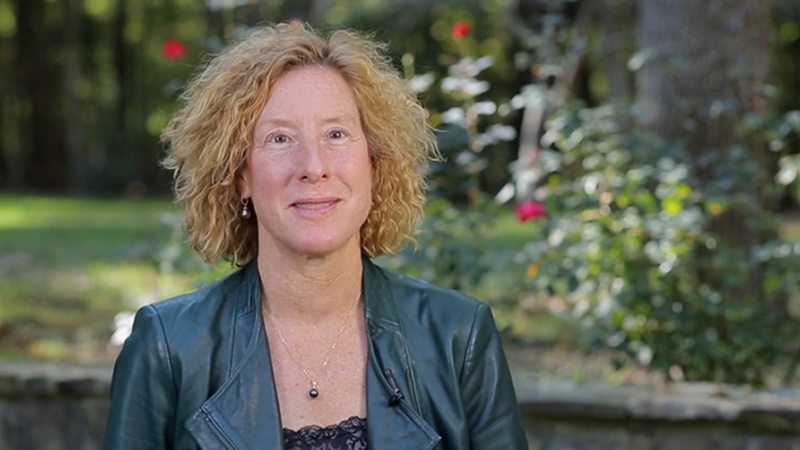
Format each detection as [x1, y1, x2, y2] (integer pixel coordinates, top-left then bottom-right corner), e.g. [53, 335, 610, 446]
[184, 258, 440, 450]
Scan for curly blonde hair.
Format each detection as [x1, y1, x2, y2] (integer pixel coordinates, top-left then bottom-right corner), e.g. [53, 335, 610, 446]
[161, 23, 438, 266]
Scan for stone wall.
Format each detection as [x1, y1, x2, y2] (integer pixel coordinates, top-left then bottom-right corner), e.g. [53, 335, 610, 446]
[2, 363, 800, 449]
[0, 364, 110, 450]
[515, 375, 800, 450]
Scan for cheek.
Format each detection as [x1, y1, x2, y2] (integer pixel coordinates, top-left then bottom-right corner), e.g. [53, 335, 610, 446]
[249, 155, 290, 187]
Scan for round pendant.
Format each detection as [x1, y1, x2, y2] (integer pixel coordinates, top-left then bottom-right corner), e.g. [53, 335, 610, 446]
[309, 388, 319, 398]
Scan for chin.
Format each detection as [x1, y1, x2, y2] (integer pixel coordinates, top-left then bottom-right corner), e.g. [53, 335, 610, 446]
[292, 235, 359, 259]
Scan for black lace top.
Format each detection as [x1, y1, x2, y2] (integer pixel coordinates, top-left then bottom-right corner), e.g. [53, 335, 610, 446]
[283, 416, 367, 450]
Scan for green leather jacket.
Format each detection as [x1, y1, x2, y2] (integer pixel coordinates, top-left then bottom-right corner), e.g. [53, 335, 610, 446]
[105, 257, 528, 449]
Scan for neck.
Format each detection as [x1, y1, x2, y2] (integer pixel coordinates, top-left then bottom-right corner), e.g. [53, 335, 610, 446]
[256, 242, 364, 323]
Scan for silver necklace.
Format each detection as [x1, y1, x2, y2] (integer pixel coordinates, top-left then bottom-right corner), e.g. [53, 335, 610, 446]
[264, 292, 361, 399]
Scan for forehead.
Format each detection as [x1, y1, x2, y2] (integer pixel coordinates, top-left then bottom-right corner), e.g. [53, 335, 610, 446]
[258, 65, 360, 120]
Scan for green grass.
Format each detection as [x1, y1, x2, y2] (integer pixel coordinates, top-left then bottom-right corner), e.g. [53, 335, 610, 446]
[0, 196, 177, 264]
[482, 210, 541, 250]
[0, 196, 231, 362]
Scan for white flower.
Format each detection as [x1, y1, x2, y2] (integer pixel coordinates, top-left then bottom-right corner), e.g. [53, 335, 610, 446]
[512, 84, 546, 109]
[494, 183, 516, 204]
[777, 156, 799, 185]
[441, 107, 467, 127]
[449, 56, 494, 78]
[110, 312, 136, 346]
[455, 151, 478, 166]
[463, 80, 489, 96]
[407, 72, 436, 94]
[469, 101, 497, 116]
[441, 77, 464, 93]
[205, 0, 251, 10]
[441, 77, 488, 96]
[787, 110, 800, 130]
[486, 124, 517, 141]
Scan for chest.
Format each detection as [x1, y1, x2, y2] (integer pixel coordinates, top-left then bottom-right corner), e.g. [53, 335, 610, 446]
[266, 315, 369, 431]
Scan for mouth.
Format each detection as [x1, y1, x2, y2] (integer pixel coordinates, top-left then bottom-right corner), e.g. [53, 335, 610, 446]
[291, 198, 340, 212]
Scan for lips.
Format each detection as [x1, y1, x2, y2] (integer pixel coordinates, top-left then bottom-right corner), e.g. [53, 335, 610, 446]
[290, 198, 340, 212]
[294, 201, 337, 210]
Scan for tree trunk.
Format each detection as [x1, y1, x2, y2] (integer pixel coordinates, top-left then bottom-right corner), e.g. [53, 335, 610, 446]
[637, 0, 771, 144]
[598, 0, 636, 100]
[0, 30, 7, 189]
[636, 0, 773, 239]
[63, 0, 86, 194]
[0, 25, 23, 190]
[15, 0, 69, 192]
[112, 0, 130, 162]
[513, 0, 597, 198]
[0, 103, 5, 190]
[136, 0, 157, 196]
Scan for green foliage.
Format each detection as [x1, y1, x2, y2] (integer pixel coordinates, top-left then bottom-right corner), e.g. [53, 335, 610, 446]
[513, 104, 800, 386]
[379, 195, 569, 344]
[382, 196, 506, 292]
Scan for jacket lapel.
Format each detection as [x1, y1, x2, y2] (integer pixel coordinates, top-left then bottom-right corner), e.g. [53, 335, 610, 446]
[364, 259, 441, 450]
[184, 264, 284, 450]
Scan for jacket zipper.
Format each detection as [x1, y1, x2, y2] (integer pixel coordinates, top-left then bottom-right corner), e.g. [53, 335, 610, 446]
[384, 369, 405, 405]
[404, 368, 421, 412]
[205, 414, 238, 450]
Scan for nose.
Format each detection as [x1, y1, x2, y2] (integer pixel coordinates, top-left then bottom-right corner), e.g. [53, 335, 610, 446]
[298, 137, 330, 182]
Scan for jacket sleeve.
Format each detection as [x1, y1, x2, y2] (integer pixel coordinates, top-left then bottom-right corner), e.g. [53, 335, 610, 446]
[460, 303, 528, 449]
[105, 305, 177, 450]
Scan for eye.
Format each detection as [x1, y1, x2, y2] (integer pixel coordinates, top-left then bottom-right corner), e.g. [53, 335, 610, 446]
[329, 129, 347, 140]
[266, 133, 291, 145]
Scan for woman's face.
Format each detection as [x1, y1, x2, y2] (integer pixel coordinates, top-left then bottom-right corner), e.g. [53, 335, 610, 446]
[239, 65, 372, 259]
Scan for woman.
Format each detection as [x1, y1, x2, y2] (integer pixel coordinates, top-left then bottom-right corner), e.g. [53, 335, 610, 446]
[105, 22, 528, 450]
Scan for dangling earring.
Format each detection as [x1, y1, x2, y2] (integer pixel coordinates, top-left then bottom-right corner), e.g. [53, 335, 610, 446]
[240, 198, 252, 219]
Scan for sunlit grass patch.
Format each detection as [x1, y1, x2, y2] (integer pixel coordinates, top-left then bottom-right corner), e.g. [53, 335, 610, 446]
[0, 195, 223, 362]
[0, 195, 178, 267]
[0, 260, 231, 362]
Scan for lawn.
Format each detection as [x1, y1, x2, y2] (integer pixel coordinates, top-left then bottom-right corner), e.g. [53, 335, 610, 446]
[0, 196, 231, 362]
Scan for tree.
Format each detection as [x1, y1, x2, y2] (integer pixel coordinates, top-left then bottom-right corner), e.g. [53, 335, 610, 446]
[63, 0, 86, 194]
[15, 0, 68, 192]
[637, 0, 773, 279]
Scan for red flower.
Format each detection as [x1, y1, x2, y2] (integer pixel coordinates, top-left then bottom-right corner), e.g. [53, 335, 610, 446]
[515, 201, 547, 222]
[162, 39, 187, 61]
[452, 22, 473, 40]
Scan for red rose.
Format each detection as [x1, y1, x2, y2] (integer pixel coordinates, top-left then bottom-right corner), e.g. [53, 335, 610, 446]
[162, 39, 187, 61]
[514, 201, 547, 222]
[452, 22, 472, 40]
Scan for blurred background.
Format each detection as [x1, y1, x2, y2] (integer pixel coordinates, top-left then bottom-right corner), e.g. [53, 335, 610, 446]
[2, 0, 800, 390]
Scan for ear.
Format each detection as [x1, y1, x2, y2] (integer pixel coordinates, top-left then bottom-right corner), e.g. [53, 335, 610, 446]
[237, 163, 252, 199]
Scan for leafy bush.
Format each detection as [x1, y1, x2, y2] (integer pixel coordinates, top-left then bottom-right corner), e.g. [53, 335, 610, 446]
[512, 103, 800, 386]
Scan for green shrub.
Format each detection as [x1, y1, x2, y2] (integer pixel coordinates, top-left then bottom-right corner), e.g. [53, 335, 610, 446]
[514, 104, 800, 386]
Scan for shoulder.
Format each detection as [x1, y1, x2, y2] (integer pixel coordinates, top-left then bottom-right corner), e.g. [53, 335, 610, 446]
[134, 267, 258, 350]
[376, 263, 489, 326]
[370, 263, 498, 371]
[121, 265, 258, 374]
[142, 265, 255, 333]
[368, 262, 506, 397]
